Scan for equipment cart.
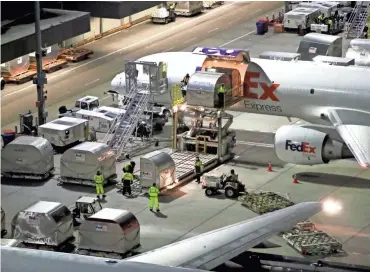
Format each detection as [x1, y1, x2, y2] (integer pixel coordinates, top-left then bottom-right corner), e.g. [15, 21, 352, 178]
[202, 173, 246, 198]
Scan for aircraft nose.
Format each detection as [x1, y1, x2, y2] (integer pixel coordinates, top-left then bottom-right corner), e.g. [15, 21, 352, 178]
[111, 73, 126, 91]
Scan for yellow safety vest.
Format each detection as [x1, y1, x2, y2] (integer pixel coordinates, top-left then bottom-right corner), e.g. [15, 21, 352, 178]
[327, 19, 332, 25]
[123, 163, 131, 172]
[94, 175, 104, 184]
[148, 186, 159, 197]
[123, 172, 133, 181]
[195, 160, 202, 167]
[217, 86, 225, 94]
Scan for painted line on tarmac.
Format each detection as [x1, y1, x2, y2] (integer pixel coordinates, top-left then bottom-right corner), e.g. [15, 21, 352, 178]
[208, 27, 219, 33]
[220, 30, 255, 47]
[236, 140, 274, 148]
[85, 79, 100, 86]
[3, 2, 238, 98]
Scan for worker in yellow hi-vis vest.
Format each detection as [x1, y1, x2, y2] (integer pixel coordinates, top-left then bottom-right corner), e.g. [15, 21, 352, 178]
[94, 171, 106, 200]
[148, 183, 160, 212]
[217, 83, 225, 108]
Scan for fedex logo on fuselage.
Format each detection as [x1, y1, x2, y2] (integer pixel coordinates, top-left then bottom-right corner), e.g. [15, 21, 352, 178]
[192, 47, 242, 58]
[243, 71, 280, 102]
[285, 140, 316, 154]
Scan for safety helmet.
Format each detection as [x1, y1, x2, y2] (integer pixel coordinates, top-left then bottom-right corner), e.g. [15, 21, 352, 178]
[152, 183, 156, 187]
[97, 171, 101, 175]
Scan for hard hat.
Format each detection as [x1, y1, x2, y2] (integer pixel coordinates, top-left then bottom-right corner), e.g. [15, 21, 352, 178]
[97, 171, 101, 175]
[153, 183, 156, 186]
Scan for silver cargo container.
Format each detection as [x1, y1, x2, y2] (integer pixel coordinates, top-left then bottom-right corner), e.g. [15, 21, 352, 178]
[259, 51, 301, 61]
[173, 1, 203, 16]
[312, 55, 355, 66]
[77, 208, 140, 256]
[140, 151, 176, 189]
[11, 201, 74, 246]
[0, 55, 30, 76]
[38, 117, 89, 147]
[297, 33, 343, 61]
[59, 142, 117, 186]
[187, 72, 232, 108]
[1, 136, 54, 179]
[345, 39, 370, 67]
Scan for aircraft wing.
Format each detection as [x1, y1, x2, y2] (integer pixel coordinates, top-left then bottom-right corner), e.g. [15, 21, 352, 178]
[327, 108, 370, 168]
[126, 202, 322, 270]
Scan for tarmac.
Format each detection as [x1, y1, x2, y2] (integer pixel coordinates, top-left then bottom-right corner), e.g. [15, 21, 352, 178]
[2, 1, 370, 268]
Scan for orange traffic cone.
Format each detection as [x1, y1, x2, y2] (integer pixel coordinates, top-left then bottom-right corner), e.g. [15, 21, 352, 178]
[293, 175, 299, 184]
[267, 162, 272, 172]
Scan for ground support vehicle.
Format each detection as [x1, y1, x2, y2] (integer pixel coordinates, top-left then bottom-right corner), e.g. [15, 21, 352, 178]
[1, 207, 7, 238]
[72, 196, 103, 226]
[202, 173, 246, 198]
[152, 4, 177, 24]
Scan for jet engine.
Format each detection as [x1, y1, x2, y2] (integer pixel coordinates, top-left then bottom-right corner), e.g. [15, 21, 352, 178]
[275, 125, 353, 165]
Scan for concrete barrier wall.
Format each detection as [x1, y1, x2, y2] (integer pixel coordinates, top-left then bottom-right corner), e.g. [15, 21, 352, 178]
[63, 6, 159, 48]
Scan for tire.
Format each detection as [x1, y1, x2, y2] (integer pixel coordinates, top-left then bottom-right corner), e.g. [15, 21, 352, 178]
[1, 80, 5, 90]
[225, 187, 236, 198]
[165, 18, 169, 24]
[155, 124, 163, 131]
[205, 188, 214, 196]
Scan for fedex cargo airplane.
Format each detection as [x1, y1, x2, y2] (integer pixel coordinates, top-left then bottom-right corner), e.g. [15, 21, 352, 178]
[111, 47, 370, 168]
[2, 202, 322, 272]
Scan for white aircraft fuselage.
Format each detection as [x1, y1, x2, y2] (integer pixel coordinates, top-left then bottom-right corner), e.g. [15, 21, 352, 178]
[111, 48, 370, 167]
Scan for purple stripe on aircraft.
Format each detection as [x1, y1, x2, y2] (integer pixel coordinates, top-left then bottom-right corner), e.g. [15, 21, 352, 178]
[192, 47, 242, 57]
[195, 66, 202, 72]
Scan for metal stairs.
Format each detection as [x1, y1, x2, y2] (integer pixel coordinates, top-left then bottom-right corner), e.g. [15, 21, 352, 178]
[103, 84, 151, 159]
[346, 1, 370, 39]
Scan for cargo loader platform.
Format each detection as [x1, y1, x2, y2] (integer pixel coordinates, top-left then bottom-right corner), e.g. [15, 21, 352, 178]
[29, 59, 68, 73]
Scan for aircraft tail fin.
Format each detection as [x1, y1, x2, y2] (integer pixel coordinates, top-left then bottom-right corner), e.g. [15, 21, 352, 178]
[245, 61, 272, 85]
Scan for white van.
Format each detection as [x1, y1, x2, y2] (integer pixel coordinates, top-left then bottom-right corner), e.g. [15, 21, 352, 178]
[75, 109, 114, 133]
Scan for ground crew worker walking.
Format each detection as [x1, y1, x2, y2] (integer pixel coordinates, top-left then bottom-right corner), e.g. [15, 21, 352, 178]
[181, 74, 190, 86]
[217, 83, 225, 108]
[194, 156, 203, 184]
[122, 172, 134, 196]
[148, 183, 160, 212]
[94, 171, 106, 200]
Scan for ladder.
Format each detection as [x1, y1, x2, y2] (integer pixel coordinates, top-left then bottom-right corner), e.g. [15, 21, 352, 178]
[345, 1, 370, 39]
[103, 84, 151, 159]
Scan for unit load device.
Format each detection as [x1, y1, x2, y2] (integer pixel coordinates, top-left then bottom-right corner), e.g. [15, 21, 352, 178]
[283, 7, 321, 30]
[11, 201, 74, 249]
[38, 117, 89, 148]
[76, 208, 140, 258]
[1, 136, 54, 180]
[76, 109, 115, 133]
[58, 142, 117, 186]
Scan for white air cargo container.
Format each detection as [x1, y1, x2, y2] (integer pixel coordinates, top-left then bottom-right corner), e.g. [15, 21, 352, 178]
[1, 136, 54, 180]
[297, 2, 338, 17]
[284, 8, 321, 30]
[0, 55, 30, 76]
[58, 142, 117, 186]
[38, 117, 89, 148]
[140, 151, 176, 189]
[76, 109, 115, 133]
[173, 1, 203, 16]
[346, 39, 370, 67]
[29, 44, 60, 65]
[259, 51, 301, 61]
[313, 55, 355, 66]
[76, 208, 140, 258]
[11, 201, 74, 247]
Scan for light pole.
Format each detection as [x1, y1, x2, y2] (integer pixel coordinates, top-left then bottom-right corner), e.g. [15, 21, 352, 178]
[33, 1, 47, 125]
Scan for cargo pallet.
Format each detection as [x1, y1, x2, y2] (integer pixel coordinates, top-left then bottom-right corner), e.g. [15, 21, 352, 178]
[29, 59, 68, 73]
[21, 236, 75, 253]
[57, 173, 117, 187]
[238, 191, 295, 215]
[1, 167, 55, 180]
[75, 244, 141, 259]
[1, 70, 37, 85]
[59, 48, 94, 62]
[283, 230, 344, 256]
